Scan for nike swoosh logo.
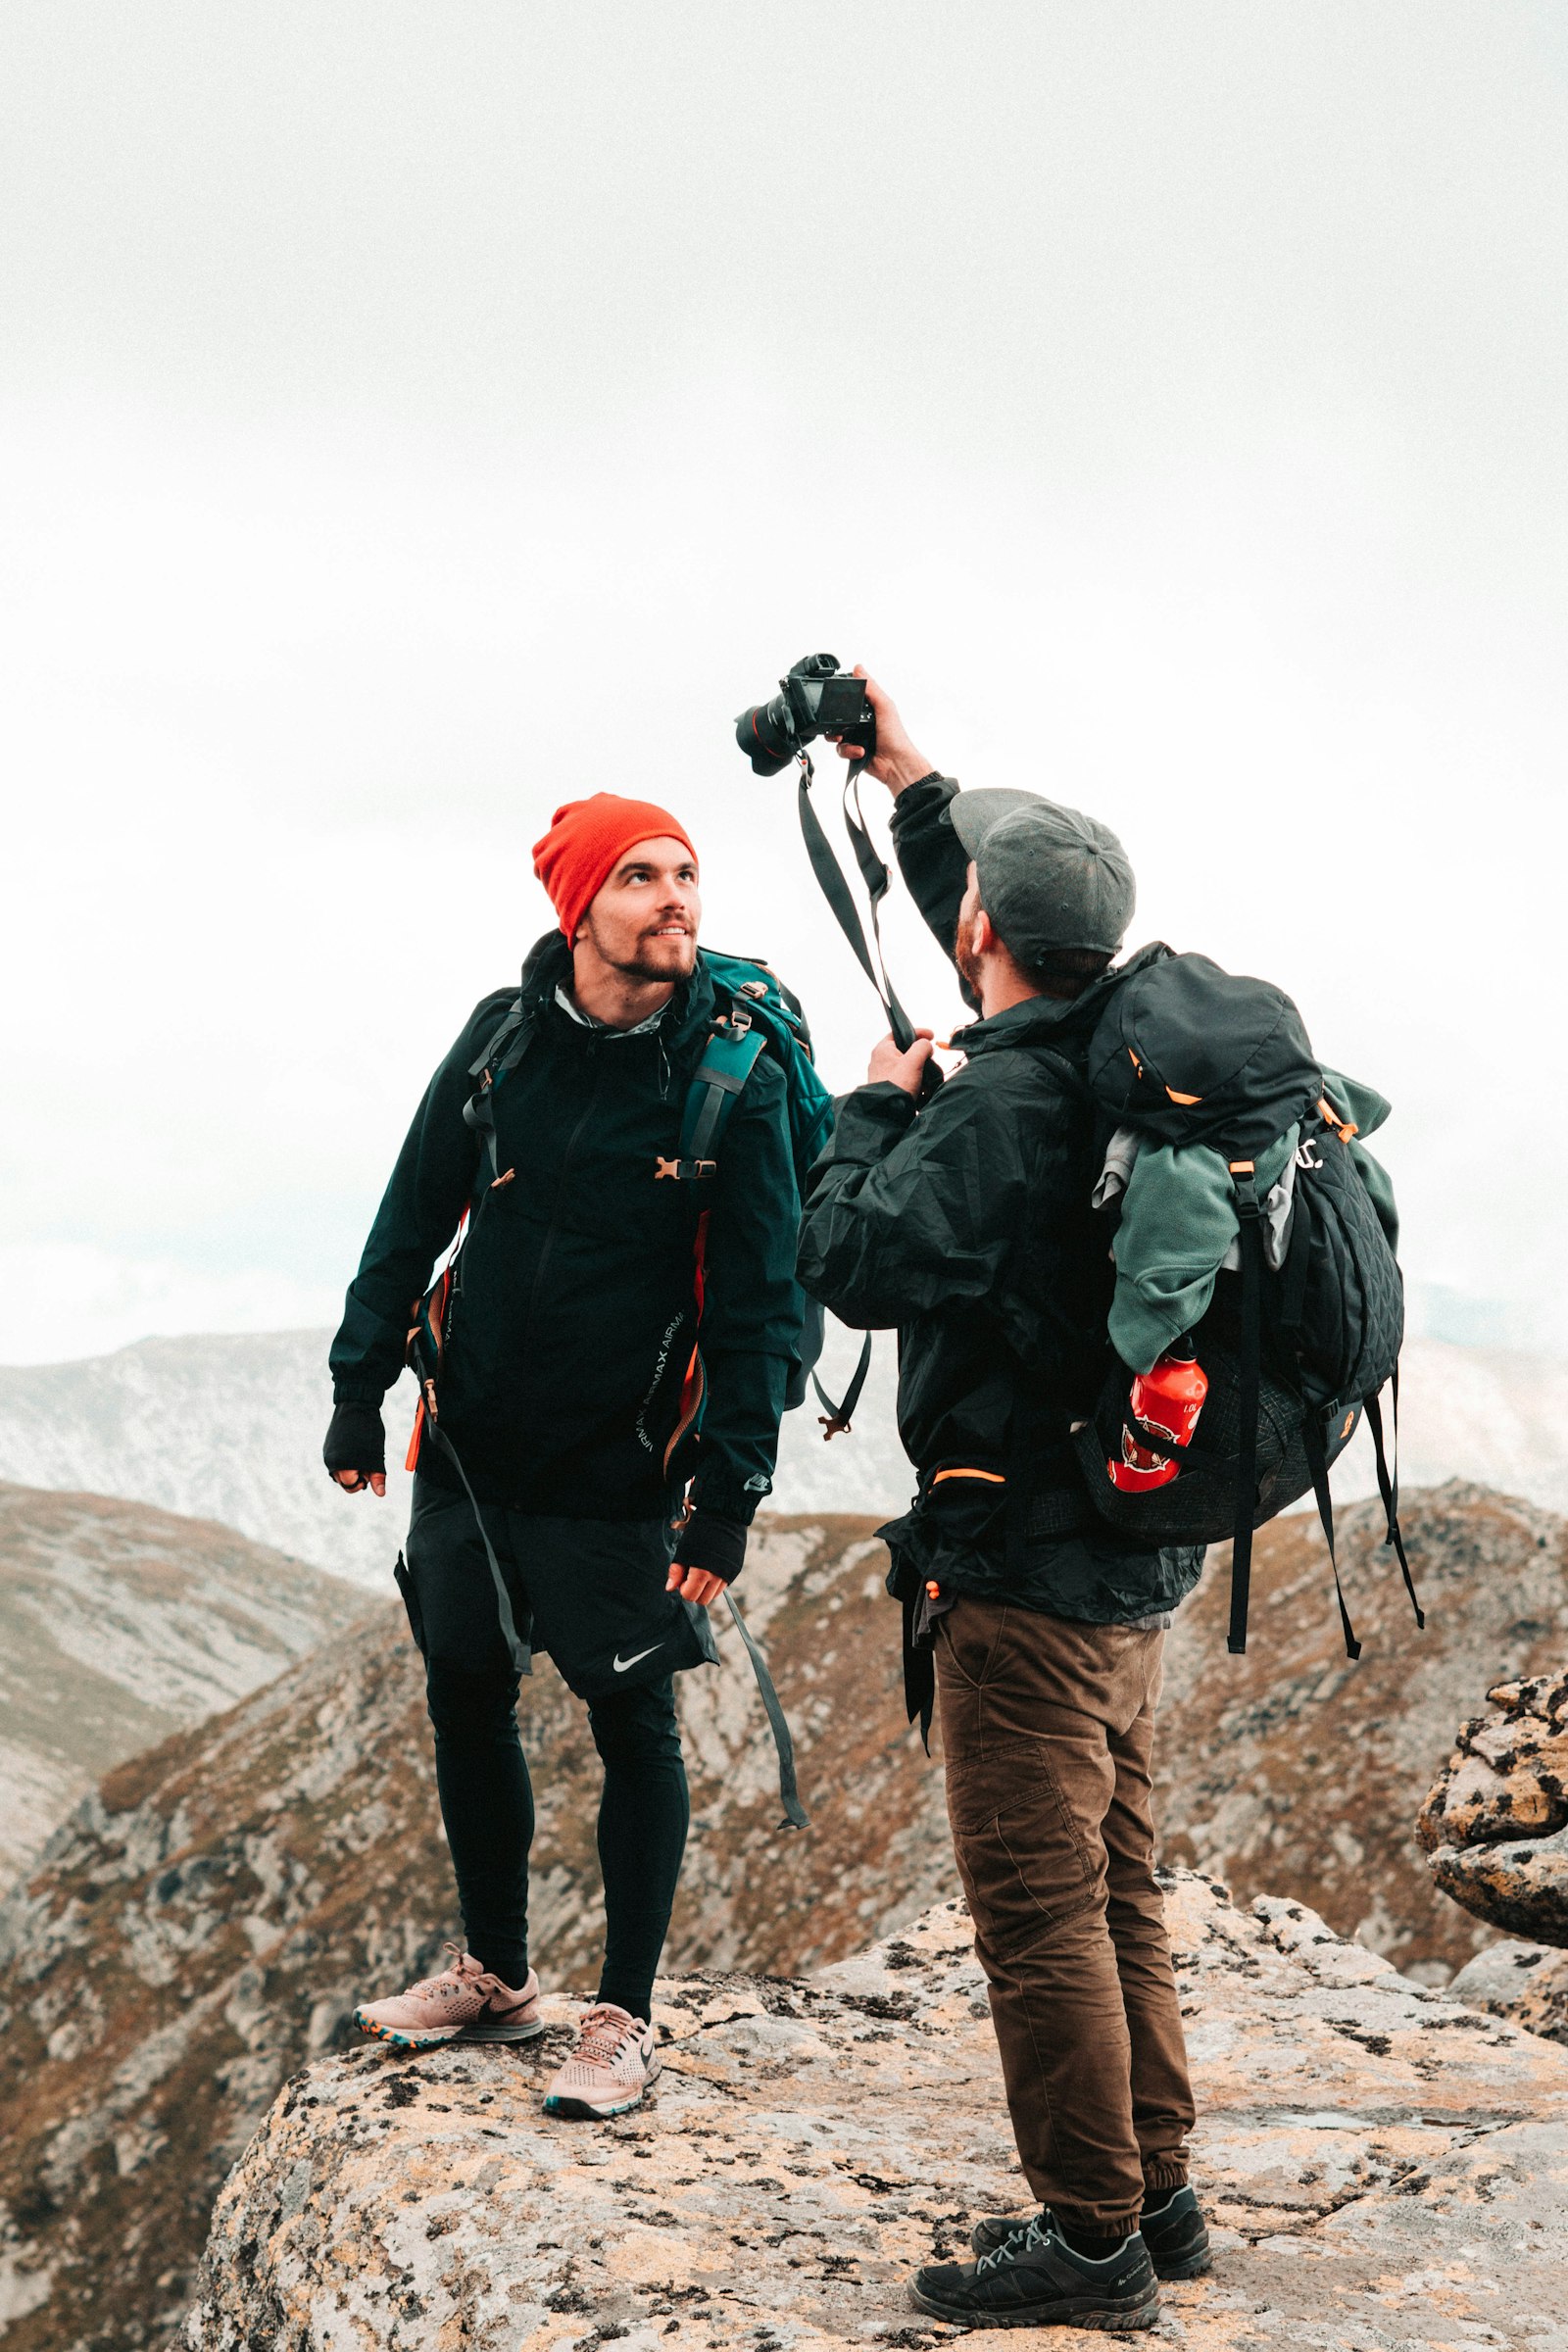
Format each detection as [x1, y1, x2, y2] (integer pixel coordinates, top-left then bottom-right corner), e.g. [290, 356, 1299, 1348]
[612, 1643, 662, 1673]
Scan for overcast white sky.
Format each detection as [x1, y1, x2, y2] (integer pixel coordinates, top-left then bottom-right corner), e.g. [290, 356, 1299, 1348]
[2, 2, 1565, 1363]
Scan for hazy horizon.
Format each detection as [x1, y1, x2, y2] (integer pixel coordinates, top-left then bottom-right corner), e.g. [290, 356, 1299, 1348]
[4, 3, 1565, 1360]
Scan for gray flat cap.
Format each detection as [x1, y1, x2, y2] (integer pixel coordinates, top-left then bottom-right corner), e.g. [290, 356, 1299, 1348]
[950, 787, 1135, 959]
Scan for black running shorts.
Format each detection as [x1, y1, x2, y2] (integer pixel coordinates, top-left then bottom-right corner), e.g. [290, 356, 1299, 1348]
[396, 1476, 719, 1700]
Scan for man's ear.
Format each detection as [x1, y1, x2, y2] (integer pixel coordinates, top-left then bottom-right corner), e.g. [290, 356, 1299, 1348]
[971, 906, 998, 957]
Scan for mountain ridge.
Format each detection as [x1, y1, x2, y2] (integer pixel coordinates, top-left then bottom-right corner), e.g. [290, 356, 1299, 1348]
[0, 1480, 368, 1891]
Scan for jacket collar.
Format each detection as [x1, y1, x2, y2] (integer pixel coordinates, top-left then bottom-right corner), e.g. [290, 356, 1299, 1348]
[951, 940, 1172, 1059]
[517, 929, 716, 1052]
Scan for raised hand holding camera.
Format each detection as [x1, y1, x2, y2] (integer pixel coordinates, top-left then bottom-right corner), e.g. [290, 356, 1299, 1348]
[734, 651, 936, 1055]
[827, 668, 939, 800]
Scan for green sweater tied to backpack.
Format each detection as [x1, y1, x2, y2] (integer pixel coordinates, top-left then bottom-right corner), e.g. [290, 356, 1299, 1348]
[1098, 1070, 1398, 1374]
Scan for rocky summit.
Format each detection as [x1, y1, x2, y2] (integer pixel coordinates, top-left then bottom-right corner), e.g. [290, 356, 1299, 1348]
[183, 1875, 1568, 2352]
[6, 1488, 1568, 2349]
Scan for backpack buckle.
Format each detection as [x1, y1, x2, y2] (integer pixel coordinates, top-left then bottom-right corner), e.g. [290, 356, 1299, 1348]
[656, 1155, 717, 1181]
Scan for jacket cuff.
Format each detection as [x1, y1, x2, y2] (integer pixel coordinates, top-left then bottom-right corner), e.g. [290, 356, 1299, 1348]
[889, 773, 957, 837]
[331, 1379, 387, 1407]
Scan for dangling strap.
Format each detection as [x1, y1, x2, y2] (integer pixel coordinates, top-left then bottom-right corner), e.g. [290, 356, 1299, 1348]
[420, 1419, 530, 1677]
[796, 753, 917, 1051]
[1365, 1376, 1424, 1628]
[723, 1591, 808, 1830]
[1302, 1411, 1362, 1660]
[812, 1333, 873, 1439]
[902, 1581, 936, 1754]
[1227, 1164, 1264, 1656]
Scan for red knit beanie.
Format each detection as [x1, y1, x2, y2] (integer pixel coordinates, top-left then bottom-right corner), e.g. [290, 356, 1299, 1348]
[531, 794, 698, 943]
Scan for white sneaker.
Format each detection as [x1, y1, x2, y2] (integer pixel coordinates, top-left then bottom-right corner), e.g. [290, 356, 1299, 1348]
[542, 2001, 661, 2120]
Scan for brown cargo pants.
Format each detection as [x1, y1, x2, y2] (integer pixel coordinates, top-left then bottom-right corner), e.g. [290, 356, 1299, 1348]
[934, 1595, 1196, 2235]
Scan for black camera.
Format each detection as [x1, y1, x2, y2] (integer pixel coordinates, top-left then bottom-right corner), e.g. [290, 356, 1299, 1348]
[735, 653, 876, 777]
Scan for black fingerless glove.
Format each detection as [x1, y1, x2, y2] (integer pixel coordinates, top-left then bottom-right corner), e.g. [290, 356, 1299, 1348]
[323, 1400, 386, 1481]
[671, 1511, 748, 1586]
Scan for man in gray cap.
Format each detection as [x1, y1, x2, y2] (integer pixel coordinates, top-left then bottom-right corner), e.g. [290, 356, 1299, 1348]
[797, 674, 1207, 2334]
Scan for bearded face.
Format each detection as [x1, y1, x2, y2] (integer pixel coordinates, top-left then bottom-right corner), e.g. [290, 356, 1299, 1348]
[577, 837, 701, 983]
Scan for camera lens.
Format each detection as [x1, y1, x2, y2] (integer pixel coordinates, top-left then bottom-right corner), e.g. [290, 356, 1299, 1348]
[735, 693, 797, 777]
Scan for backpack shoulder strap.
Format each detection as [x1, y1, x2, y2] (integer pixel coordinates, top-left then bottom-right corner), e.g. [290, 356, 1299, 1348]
[656, 999, 768, 1185]
[467, 998, 526, 1081]
[463, 997, 536, 1184]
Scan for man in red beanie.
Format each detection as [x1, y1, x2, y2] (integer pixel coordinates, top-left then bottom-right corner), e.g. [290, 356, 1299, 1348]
[323, 794, 805, 2119]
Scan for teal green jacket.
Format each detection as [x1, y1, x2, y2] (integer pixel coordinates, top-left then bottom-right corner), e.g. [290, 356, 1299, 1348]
[1105, 1071, 1397, 1371]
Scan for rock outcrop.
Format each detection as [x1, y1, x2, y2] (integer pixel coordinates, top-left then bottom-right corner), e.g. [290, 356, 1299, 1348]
[1156, 1481, 1568, 1978]
[1418, 1668, 1568, 2043]
[183, 1875, 1568, 2351]
[1418, 1669, 1568, 1943]
[0, 1481, 369, 1888]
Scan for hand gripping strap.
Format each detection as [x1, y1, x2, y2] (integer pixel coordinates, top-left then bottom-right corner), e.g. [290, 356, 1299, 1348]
[723, 1590, 808, 1830]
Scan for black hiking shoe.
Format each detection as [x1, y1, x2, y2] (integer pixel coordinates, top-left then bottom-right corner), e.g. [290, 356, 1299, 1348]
[910, 2217, 1159, 2332]
[971, 2185, 1211, 2281]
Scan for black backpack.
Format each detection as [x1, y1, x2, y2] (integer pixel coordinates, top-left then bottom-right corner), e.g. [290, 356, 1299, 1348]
[1068, 953, 1421, 1658]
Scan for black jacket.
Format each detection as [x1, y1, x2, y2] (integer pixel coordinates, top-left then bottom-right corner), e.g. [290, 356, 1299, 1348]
[798, 776, 1201, 1624]
[330, 933, 803, 1522]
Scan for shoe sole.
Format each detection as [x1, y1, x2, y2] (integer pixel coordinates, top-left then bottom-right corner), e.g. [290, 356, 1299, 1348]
[909, 2282, 1159, 2332]
[971, 2227, 1211, 2283]
[354, 2012, 544, 2052]
[543, 2056, 661, 2122]
[355, 2014, 463, 2051]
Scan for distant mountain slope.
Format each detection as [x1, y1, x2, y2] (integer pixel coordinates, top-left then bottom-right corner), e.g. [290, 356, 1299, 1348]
[2, 1323, 1564, 1588]
[0, 1482, 369, 1888]
[0, 1324, 911, 1586]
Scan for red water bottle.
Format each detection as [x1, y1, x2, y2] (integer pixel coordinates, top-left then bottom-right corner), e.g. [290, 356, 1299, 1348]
[1107, 1348, 1208, 1493]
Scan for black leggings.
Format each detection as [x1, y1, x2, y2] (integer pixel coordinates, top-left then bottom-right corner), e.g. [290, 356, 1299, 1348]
[402, 1480, 691, 2025]
[424, 1658, 688, 2024]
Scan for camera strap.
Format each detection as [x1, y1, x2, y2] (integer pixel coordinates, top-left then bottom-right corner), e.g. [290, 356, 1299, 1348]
[796, 752, 917, 1053]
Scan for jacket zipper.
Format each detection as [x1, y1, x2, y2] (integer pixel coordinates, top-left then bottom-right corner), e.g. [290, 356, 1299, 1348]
[517, 1040, 605, 1369]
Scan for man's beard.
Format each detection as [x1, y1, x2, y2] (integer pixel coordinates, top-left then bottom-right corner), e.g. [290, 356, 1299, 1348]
[611, 931, 697, 986]
[954, 927, 982, 1000]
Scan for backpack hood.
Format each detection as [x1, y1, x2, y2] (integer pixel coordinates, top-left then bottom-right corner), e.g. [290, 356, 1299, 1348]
[1087, 952, 1321, 1160]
